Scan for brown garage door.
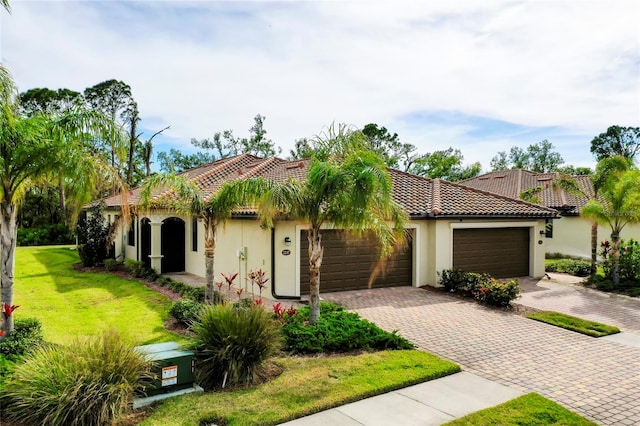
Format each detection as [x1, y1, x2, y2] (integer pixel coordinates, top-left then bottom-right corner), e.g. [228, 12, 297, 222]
[300, 230, 413, 294]
[453, 228, 530, 278]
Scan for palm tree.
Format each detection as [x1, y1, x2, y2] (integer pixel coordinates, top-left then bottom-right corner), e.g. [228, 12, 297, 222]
[581, 166, 640, 286]
[138, 174, 251, 304]
[1, 66, 125, 337]
[228, 126, 408, 324]
[2, 0, 10, 13]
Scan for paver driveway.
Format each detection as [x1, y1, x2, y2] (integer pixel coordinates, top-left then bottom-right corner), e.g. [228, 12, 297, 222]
[322, 287, 640, 425]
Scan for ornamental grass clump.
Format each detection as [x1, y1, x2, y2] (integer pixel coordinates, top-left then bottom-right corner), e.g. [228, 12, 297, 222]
[1, 330, 151, 426]
[192, 303, 282, 390]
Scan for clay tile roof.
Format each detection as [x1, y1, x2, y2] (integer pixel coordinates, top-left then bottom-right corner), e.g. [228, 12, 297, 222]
[460, 170, 593, 215]
[98, 155, 557, 218]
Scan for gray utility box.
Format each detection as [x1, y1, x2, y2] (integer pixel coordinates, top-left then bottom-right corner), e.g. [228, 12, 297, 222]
[136, 341, 195, 396]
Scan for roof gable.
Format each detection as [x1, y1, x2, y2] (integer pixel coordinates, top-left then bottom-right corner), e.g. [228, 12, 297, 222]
[460, 169, 594, 214]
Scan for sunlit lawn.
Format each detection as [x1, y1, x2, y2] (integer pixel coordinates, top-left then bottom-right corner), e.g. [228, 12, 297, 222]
[14, 245, 187, 345]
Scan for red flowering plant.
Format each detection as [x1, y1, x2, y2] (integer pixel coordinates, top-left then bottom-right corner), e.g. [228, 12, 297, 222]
[273, 302, 297, 322]
[2, 303, 19, 320]
[220, 272, 239, 301]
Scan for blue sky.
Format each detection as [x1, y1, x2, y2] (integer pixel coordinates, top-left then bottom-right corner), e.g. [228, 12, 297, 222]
[1, 1, 638, 171]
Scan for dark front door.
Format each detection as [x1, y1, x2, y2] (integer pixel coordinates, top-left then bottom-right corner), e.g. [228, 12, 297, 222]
[140, 218, 151, 269]
[161, 217, 185, 273]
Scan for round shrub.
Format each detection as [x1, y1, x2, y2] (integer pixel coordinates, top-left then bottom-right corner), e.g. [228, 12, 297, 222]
[0, 317, 43, 356]
[282, 303, 414, 354]
[1, 330, 151, 426]
[169, 299, 203, 325]
[192, 304, 282, 389]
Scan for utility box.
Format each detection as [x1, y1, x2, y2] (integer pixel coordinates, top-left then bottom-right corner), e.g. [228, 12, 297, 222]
[136, 341, 195, 396]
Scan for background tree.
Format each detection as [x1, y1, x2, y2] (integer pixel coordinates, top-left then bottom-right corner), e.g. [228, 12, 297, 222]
[582, 159, 640, 286]
[407, 147, 481, 181]
[590, 126, 640, 162]
[189, 114, 281, 162]
[1, 66, 125, 337]
[157, 148, 217, 173]
[229, 124, 407, 324]
[491, 140, 564, 172]
[288, 138, 314, 160]
[555, 165, 593, 176]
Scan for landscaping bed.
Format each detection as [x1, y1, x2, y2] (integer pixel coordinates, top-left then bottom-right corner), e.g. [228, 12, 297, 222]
[444, 392, 597, 425]
[526, 311, 620, 337]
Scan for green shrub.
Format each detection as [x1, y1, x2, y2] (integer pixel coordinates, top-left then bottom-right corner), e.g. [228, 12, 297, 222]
[438, 269, 491, 296]
[103, 258, 122, 271]
[169, 299, 203, 325]
[439, 269, 467, 292]
[0, 353, 19, 381]
[76, 203, 111, 267]
[0, 317, 43, 356]
[282, 303, 414, 354]
[546, 259, 591, 276]
[185, 286, 207, 303]
[17, 224, 75, 246]
[192, 304, 282, 389]
[124, 259, 147, 278]
[1, 330, 150, 426]
[472, 278, 521, 307]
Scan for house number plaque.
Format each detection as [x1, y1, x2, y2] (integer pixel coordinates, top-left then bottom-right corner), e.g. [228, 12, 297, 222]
[281, 249, 291, 256]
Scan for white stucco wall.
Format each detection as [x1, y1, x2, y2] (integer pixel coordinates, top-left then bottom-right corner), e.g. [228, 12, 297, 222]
[546, 216, 640, 259]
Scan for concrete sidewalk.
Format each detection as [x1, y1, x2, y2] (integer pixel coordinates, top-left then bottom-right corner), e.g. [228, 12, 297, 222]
[279, 372, 521, 426]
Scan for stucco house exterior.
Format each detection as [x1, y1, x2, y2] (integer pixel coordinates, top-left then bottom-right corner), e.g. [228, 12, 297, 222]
[99, 154, 557, 298]
[460, 169, 640, 259]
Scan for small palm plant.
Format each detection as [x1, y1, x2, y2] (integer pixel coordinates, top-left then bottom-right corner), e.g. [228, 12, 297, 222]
[191, 303, 282, 389]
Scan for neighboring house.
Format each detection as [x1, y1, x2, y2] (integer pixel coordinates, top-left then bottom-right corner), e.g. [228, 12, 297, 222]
[99, 154, 557, 298]
[460, 169, 640, 259]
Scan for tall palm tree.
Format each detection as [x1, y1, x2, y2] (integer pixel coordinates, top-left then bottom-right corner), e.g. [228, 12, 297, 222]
[581, 166, 640, 286]
[228, 127, 408, 324]
[0, 66, 125, 337]
[139, 174, 251, 304]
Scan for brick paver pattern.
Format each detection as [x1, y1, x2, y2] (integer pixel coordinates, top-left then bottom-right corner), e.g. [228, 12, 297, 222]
[322, 287, 640, 425]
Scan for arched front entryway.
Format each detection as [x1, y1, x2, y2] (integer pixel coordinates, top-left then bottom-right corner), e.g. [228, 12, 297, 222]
[140, 218, 151, 269]
[161, 217, 185, 273]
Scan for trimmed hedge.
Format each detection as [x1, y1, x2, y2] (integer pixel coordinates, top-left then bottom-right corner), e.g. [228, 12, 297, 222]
[545, 259, 591, 276]
[439, 269, 521, 307]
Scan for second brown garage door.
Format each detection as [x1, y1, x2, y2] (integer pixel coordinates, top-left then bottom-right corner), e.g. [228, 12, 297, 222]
[300, 230, 413, 294]
[453, 228, 530, 278]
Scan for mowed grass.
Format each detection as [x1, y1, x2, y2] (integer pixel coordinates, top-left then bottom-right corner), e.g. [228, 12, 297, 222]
[14, 246, 187, 345]
[444, 393, 598, 425]
[526, 311, 620, 338]
[142, 350, 461, 426]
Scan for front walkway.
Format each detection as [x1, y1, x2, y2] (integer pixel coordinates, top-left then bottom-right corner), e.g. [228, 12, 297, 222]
[321, 286, 640, 425]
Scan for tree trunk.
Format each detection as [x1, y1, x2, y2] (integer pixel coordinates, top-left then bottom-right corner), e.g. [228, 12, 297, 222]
[307, 228, 323, 324]
[203, 217, 216, 304]
[1, 200, 17, 338]
[58, 175, 67, 226]
[590, 222, 597, 276]
[611, 232, 620, 287]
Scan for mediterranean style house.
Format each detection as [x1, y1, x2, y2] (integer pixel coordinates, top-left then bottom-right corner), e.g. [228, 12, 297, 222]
[99, 154, 557, 298]
[460, 169, 640, 259]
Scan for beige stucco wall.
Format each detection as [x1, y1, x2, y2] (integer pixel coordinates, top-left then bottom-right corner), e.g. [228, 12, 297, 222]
[112, 211, 548, 296]
[547, 216, 640, 259]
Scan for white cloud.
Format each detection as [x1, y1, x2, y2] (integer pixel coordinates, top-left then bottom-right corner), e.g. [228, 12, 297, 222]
[1, 0, 638, 171]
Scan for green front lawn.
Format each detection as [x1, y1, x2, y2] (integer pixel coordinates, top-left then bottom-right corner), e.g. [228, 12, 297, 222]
[444, 393, 597, 425]
[14, 246, 186, 345]
[142, 350, 460, 426]
[526, 311, 620, 337]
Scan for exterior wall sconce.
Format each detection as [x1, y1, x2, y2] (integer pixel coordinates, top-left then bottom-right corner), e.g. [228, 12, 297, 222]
[284, 237, 292, 246]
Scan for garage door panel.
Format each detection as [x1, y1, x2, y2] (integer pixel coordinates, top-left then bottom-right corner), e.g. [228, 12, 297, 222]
[300, 230, 413, 294]
[453, 228, 529, 278]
